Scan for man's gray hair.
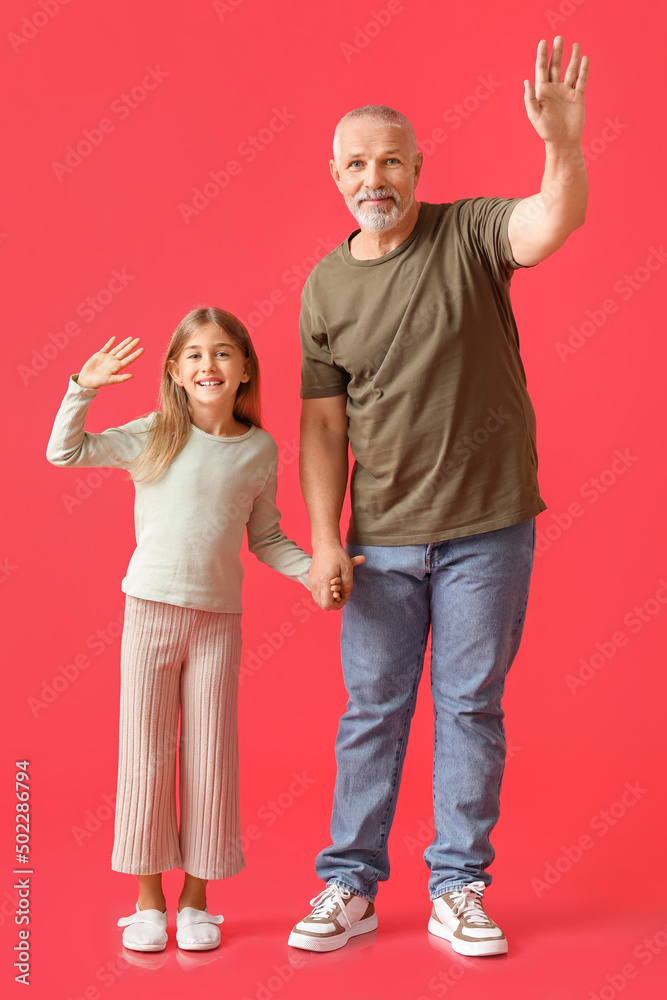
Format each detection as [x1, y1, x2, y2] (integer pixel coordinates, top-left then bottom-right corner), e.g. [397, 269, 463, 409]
[332, 105, 418, 164]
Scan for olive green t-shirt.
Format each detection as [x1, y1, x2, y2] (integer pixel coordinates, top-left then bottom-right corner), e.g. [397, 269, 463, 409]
[299, 197, 547, 545]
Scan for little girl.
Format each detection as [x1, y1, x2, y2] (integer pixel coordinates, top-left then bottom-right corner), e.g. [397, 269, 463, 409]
[47, 306, 361, 953]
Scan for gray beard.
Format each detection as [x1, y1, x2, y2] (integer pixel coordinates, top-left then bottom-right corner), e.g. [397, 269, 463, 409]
[347, 188, 408, 233]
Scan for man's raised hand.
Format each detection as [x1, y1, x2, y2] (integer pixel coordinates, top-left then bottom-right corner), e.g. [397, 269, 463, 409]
[77, 336, 144, 390]
[524, 36, 589, 147]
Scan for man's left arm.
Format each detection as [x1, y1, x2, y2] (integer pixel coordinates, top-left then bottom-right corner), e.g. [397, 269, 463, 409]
[508, 36, 590, 267]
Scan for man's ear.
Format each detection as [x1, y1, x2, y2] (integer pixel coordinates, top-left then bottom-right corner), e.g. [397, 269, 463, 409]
[413, 151, 424, 188]
[329, 158, 343, 190]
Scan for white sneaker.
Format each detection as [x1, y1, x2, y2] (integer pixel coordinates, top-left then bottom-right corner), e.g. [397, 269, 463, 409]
[288, 885, 378, 952]
[428, 881, 507, 956]
[117, 904, 168, 952]
[176, 907, 224, 951]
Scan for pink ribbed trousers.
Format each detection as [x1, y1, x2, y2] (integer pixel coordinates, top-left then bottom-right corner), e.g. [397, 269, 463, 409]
[111, 596, 245, 880]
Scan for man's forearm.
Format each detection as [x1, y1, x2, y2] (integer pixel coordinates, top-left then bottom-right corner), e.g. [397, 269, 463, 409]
[538, 141, 588, 235]
[509, 142, 588, 265]
[299, 419, 349, 547]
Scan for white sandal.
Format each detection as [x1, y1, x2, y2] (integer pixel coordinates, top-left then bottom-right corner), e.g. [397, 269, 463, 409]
[117, 904, 168, 952]
[176, 906, 224, 951]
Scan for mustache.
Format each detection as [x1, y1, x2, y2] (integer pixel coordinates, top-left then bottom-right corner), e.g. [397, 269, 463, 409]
[354, 187, 400, 209]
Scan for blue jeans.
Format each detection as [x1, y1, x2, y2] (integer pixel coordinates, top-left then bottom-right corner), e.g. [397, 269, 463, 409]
[315, 518, 536, 901]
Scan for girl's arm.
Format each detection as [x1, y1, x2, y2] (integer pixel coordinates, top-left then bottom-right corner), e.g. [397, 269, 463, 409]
[46, 375, 152, 468]
[246, 458, 312, 588]
[247, 448, 365, 602]
[47, 336, 149, 468]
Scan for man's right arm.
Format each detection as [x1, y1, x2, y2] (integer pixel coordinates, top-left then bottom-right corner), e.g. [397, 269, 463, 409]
[299, 394, 352, 610]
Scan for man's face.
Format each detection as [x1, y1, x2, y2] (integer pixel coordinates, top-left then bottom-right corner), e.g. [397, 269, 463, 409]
[330, 120, 422, 234]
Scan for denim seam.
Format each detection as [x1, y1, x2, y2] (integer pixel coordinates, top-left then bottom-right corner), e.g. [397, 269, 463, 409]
[429, 881, 485, 901]
[425, 523, 534, 894]
[509, 519, 535, 641]
[491, 567, 533, 852]
[367, 612, 431, 869]
[510, 581, 531, 641]
[326, 878, 375, 904]
[429, 571, 441, 873]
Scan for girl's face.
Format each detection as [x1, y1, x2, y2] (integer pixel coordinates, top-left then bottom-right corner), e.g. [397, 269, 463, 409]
[168, 323, 249, 409]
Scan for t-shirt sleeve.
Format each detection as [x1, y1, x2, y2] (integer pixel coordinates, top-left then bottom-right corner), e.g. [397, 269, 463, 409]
[299, 277, 350, 399]
[455, 196, 535, 285]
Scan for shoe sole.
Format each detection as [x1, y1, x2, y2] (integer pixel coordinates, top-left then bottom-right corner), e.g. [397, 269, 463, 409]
[122, 939, 167, 952]
[427, 917, 508, 956]
[176, 939, 220, 951]
[288, 914, 378, 952]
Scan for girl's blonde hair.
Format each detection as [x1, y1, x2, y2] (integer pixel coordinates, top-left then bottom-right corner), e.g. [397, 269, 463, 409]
[131, 306, 262, 483]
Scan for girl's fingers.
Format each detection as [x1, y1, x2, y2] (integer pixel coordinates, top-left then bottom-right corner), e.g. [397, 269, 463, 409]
[99, 336, 117, 353]
[113, 337, 140, 358]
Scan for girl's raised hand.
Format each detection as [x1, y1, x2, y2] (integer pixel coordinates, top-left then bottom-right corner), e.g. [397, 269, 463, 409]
[77, 336, 144, 389]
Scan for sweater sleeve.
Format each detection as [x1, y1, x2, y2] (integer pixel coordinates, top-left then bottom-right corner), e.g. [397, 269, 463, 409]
[46, 375, 154, 468]
[246, 458, 312, 589]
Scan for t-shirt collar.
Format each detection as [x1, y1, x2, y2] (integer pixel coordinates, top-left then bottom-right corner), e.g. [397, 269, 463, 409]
[341, 202, 425, 267]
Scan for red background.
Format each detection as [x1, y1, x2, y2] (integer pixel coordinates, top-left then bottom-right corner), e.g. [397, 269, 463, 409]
[2, 1, 666, 998]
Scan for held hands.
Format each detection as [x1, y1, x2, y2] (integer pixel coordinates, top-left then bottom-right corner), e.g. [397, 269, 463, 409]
[77, 336, 144, 389]
[331, 555, 366, 605]
[309, 543, 366, 611]
[524, 36, 589, 147]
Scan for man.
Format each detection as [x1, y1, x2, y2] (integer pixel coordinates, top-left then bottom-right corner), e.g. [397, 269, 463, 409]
[288, 37, 589, 957]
